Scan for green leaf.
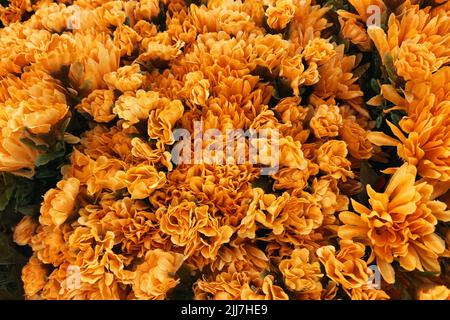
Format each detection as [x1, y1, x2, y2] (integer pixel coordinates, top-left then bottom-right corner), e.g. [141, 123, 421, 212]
[0, 234, 19, 265]
[370, 78, 380, 93]
[35, 149, 65, 167]
[14, 179, 34, 206]
[0, 233, 26, 299]
[375, 114, 383, 129]
[20, 138, 48, 152]
[125, 16, 131, 26]
[35, 168, 59, 179]
[60, 117, 71, 135]
[384, 53, 398, 84]
[324, 0, 350, 11]
[0, 185, 15, 211]
[390, 112, 402, 125]
[384, 52, 393, 68]
[16, 204, 40, 217]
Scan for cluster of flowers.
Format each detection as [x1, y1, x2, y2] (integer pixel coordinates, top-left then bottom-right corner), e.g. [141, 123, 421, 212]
[1, 0, 449, 300]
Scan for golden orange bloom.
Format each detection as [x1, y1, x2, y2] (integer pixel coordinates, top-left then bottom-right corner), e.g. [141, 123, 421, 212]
[76, 89, 116, 123]
[138, 38, 183, 64]
[272, 162, 318, 191]
[279, 248, 323, 293]
[338, 16, 372, 51]
[22, 256, 48, 299]
[241, 275, 289, 300]
[19, 101, 69, 135]
[317, 240, 372, 290]
[339, 0, 386, 23]
[183, 71, 210, 106]
[104, 64, 144, 92]
[194, 270, 258, 300]
[6, 0, 449, 301]
[68, 33, 120, 93]
[133, 20, 158, 38]
[349, 287, 390, 300]
[316, 140, 354, 181]
[338, 163, 450, 284]
[132, 249, 184, 300]
[395, 42, 441, 82]
[113, 90, 160, 128]
[310, 104, 343, 139]
[134, 0, 160, 21]
[278, 136, 308, 170]
[368, 4, 450, 82]
[265, 0, 296, 30]
[336, 0, 386, 51]
[312, 176, 349, 217]
[195, 270, 288, 300]
[39, 177, 80, 227]
[14, 216, 38, 246]
[167, 10, 197, 45]
[417, 285, 450, 300]
[303, 38, 336, 65]
[339, 119, 373, 160]
[113, 24, 142, 57]
[368, 117, 450, 183]
[280, 54, 319, 96]
[279, 193, 323, 236]
[148, 98, 184, 145]
[30, 225, 68, 266]
[0, 131, 39, 178]
[158, 200, 233, 260]
[125, 164, 166, 199]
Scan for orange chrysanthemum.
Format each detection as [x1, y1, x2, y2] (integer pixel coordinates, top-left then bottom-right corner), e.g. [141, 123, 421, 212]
[339, 163, 450, 283]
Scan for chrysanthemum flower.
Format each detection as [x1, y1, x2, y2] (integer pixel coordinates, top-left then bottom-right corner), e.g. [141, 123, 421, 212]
[113, 89, 160, 128]
[279, 248, 323, 293]
[310, 104, 343, 139]
[338, 16, 372, 51]
[368, 118, 450, 182]
[148, 98, 184, 145]
[113, 24, 142, 57]
[131, 249, 184, 300]
[339, 119, 373, 160]
[40, 177, 80, 227]
[0, 131, 39, 177]
[265, 0, 295, 30]
[14, 216, 38, 246]
[182, 71, 210, 106]
[158, 200, 233, 261]
[368, 4, 450, 82]
[125, 164, 166, 199]
[303, 38, 336, 65]
[68, 33, 120, 93]
[316, 140, 354, 181]
[349, 287, 390, 300]
[195, 271, 288, 300]
[417, 285, 450, 300]
[338, 163, 450, 283]
[104, 64, 144, 93]
[21, 256, 48, 299]
[317, 240, 373, 290]
[5, 0, 448, 301]
[76, 89, 116, 123]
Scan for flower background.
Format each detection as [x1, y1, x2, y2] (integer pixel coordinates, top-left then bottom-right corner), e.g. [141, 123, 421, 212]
[0, 0, 449, 300]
